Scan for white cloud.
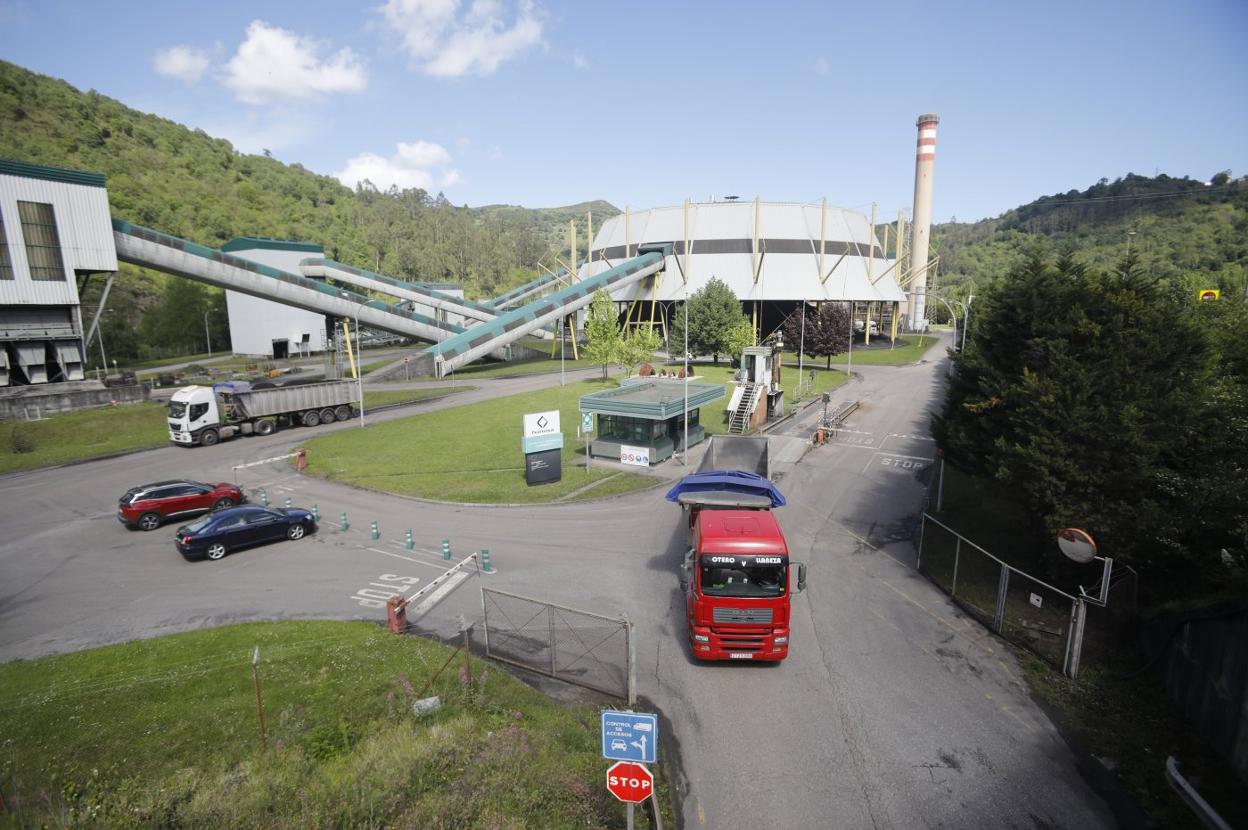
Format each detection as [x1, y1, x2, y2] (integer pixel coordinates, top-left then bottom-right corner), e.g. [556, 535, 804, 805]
[154, 45, 210, 84]
[572, 51, 588, 70]
[224, 20, 367, 104]
[489, 145, 503, 161]
[379, 0, 543, 78]
[335, 140, 459, 192]
[812, 57, 830, 77]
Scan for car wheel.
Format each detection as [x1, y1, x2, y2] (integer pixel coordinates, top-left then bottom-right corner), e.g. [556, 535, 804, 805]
[287, 523, 306, 540]
[212, 497, 233, 511]
[319, 407, 336, 424]
[199, 429, 219, 446]
[301, 410, 320, 427]
[205, 542, 228, 561]
[335, 405, 352, 421]
[256, 419, 276, 436]
[138, 512, 162, 531]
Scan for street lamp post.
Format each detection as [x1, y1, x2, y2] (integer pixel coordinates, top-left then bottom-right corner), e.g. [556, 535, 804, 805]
[934, 297, 958, 376]
[203, 311, 213, 357]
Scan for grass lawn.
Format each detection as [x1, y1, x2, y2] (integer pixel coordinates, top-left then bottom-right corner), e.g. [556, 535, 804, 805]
[0, 621, 671, 829]
[0, 402, 168, 474]
[363, 386, 472, 409]
[785, 334, 941, 367]
[303, 377, 656, 503]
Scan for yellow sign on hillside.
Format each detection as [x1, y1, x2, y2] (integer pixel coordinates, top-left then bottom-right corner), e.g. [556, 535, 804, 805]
[1198, 289, 1220, 302]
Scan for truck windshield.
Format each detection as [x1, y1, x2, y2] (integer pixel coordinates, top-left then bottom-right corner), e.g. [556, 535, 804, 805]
[167, 400, 187, 419]
[700, 562, 785, 598]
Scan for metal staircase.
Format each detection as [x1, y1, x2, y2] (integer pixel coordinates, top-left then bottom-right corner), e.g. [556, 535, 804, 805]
[729, 382, 760, 434]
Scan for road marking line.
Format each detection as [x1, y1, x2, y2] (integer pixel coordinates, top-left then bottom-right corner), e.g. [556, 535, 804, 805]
[406, 571, 470, 618]
[363, 547, 461, 570]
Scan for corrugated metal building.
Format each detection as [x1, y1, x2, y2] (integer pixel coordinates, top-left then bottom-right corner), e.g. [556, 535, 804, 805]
[581, 200, 907, 339]
[0, 159, 117, 385]
[222, 238, 333, 358]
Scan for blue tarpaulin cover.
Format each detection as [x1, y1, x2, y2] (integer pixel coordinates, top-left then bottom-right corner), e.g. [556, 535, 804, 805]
[213, 381, 252, 394]
[664, 471, 786, 507]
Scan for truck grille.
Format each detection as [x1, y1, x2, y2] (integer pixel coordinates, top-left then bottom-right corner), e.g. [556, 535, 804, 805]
[712, 607, 773, 624]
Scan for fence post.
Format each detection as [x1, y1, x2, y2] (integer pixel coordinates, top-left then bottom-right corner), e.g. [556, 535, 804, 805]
[915, 514, 927, 570]
[480, 588, 492, 658]
[548, 605, 557, 679]
[993, 563, 1010, 633]
[936, 457, 945, 511]
[1066, 597, 1087, 680]
[627, 618, 637, 707]
[952, 537, 961, 595]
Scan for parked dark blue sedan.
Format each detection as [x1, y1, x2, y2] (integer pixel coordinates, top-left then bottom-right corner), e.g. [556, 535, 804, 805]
[175, 505, 316, 561]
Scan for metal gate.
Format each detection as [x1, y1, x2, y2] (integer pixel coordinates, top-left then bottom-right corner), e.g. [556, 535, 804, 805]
[480, 587, 633, 700]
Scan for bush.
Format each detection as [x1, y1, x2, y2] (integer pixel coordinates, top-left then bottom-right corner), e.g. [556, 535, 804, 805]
[9, 424, 35, 454]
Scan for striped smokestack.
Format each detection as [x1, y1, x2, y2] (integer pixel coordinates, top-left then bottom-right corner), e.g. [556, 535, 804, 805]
[907, 113, 939, 327]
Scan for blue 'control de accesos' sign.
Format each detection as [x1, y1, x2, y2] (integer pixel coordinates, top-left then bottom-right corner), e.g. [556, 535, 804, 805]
[601, 710, 658, 763]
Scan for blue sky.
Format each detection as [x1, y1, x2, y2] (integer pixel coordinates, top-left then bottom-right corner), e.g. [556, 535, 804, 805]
[1, 0, 1245, 222]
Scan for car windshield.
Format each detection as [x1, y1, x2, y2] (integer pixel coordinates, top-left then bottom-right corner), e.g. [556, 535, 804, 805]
[182, 514, 215, 533]
[699, 562, 786, 598]
[167, 400, 187, 418]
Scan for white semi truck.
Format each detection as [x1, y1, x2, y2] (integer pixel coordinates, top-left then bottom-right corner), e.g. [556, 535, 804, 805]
[167, 380, 361, 446]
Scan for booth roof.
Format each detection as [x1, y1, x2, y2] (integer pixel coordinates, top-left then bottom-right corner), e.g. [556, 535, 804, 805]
[578, 380, 725, 420]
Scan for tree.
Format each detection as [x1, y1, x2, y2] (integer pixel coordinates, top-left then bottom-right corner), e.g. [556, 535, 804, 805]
[582, 289, 621, 378]
[678, 278, 751, 364]
[781, 302, 850, 368]
[617, 325, 662, 379]
[722, 318, 756, 366]
[932, 252, 1220, 585]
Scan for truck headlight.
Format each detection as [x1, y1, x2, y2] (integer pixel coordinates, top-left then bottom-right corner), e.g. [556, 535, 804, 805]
[692, 633, 710, 643]
[774, 636, 788, 645]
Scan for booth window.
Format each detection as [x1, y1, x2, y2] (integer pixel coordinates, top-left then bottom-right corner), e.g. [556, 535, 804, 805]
[0, 209, 13, 279]
[18, 201, 67, 281]
[598, 415, 666, 444]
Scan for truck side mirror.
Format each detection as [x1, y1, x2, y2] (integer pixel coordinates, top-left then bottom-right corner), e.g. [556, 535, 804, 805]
[680, 548, 694, 588]
[796, 562, 807, 592]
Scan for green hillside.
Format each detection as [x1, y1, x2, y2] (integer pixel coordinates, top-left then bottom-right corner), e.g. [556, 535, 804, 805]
[0, 60, 617, 362]
[929, 173, 1248, 315]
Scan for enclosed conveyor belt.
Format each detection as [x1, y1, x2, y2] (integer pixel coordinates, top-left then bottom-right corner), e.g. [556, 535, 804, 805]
[299, 258, 499, 323]
[487, 262, 580, 311]
[113, 220, 469, 346]
[425, 245, 670, 378]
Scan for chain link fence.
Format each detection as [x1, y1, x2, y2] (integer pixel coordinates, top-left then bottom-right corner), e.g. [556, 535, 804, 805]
[480, 587, 633, 700]
[918, 513, 1082, 673]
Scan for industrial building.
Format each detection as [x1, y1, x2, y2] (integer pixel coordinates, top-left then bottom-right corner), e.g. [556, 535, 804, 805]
[580, 198, 910, 342]
[0, 159, 116, 385]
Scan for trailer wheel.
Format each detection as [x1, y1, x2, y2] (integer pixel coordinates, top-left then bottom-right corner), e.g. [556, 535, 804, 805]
[301, 410, 320, 427]
[199, 429, 219, 446]
[255, 419, 276, 436]
[335, 405, 352, 421]
[318, 407, 336, 424]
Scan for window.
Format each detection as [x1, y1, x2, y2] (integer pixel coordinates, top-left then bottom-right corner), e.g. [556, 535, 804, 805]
[0, 209, 13, 280]
[246, 512, 278, 525]
[699, 562, 786, 598]
[168, 401, 187, 418]
[17, 201, 67, 281]
[598, 415, 663, 444]
[189, 403, 209, 420]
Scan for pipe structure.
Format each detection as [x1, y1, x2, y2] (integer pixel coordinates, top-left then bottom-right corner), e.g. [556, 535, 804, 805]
[907, 113, 940, 328]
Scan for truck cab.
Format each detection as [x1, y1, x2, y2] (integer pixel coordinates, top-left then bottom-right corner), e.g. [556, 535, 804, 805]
[683, 509, 806, 661]
[167, 386, 220, 445]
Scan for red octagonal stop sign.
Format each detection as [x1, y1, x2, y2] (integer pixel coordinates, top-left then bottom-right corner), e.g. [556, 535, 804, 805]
[606, 761, 653, 803]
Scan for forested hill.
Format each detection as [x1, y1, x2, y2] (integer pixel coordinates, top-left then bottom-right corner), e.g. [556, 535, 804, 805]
[931, 173, 1248, 304]
[0, 60, 618, 302]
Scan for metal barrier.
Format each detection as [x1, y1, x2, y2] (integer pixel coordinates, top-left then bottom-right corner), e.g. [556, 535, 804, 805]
[480, 587, 633, 701]
[918, 513, 1087, 677]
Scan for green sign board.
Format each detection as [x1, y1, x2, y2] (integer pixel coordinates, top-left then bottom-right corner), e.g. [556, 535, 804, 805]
[581, 412, 594, 433]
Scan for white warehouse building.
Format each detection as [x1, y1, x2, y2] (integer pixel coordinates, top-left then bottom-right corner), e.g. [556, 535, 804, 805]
[0, 160, 117, 385]
[580, 199, 909, 339]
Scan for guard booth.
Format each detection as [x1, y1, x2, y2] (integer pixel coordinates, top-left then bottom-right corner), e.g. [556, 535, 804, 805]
[579, 379, 725, 465]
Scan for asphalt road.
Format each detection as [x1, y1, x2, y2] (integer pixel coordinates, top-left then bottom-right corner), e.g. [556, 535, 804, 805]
[0, 341, 1115, 829]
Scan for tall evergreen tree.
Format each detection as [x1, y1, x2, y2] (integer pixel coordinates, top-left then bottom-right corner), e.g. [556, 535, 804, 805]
[933, 253, 1220, 583]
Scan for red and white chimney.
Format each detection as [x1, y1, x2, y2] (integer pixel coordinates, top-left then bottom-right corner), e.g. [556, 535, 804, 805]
[908, 113, 939, 327]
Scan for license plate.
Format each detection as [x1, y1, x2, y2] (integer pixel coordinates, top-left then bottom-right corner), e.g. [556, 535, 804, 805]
[728, 653, 754, 660]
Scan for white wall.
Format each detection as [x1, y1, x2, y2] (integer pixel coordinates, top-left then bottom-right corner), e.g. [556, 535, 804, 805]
[224, 245, 327, 356]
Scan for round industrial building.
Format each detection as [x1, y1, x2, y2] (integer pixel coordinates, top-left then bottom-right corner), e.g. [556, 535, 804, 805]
[579, 199, 913, 342]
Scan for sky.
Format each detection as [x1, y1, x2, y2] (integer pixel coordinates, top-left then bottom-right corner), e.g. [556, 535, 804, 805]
[1, 0, 1245, 224]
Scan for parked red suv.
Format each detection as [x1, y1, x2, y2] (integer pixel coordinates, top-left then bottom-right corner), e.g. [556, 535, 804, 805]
[118, 480, 246, 531]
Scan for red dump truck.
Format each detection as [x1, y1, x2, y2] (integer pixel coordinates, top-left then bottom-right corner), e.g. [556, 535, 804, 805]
[666, 436, 805, 661]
